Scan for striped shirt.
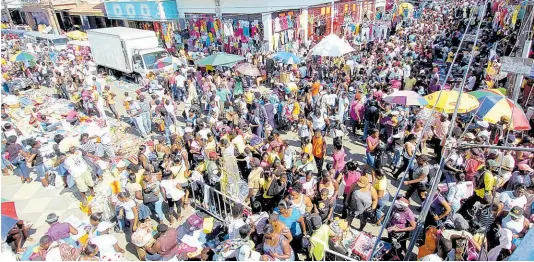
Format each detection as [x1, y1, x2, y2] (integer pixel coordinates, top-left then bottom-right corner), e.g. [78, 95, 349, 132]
[79, 141, 97, 154]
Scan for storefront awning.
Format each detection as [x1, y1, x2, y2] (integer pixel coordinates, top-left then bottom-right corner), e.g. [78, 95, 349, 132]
[67, 3, 105, 17]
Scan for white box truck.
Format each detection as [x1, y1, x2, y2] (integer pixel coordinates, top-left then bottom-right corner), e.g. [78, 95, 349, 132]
[87, 27, 173, 83]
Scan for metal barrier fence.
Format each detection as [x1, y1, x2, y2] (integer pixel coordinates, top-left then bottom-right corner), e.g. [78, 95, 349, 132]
[309, 242, 357, 261]
[189, 182, 251, 221]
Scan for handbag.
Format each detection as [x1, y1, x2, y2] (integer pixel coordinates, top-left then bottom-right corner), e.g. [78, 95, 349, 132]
[363, 208, 377, 224]
[142, 187, 159, 204]
[265, 178, 286, 197]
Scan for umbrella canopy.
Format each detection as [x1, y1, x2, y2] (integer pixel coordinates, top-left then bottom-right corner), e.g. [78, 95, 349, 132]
[1, 58, 6, 65]
[1, 202, 19, 241]
[66, 30, 88, 40]
[236, 63, 261, 76]
[152, 56, 182, 70]
[10, 52, 37, 62]
[1, 202, 18, 220]
[309, 34, 355, 57]
[469, 89, 531, 130]
[271, 52, 301, 64]
[424, 90, 480, 113]
[194, 53, 244, 67]
[384, 90, 428, 106]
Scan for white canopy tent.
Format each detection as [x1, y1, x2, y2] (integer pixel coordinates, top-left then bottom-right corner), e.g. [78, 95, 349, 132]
[309, 34, 355, 57]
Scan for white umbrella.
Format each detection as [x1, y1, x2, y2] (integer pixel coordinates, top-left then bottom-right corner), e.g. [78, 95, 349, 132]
[309, 34, 355, 57]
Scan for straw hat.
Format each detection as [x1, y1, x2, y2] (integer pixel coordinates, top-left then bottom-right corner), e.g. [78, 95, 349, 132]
[357, 175, 370, 188]
[58, 136, 80, 153]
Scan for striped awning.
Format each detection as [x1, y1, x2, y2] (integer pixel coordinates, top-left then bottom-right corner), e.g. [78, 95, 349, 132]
[66, 3, 105, 16]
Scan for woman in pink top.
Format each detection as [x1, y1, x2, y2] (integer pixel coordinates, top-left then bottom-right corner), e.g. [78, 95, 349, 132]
[342, 161, 361, 218]
[332, 140, 346, 172]
[366, 129, 380, 168]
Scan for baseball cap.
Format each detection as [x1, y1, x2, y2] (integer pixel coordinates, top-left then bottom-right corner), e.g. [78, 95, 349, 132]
[509, 206, 524, 219]
[237, 245, 261, 261]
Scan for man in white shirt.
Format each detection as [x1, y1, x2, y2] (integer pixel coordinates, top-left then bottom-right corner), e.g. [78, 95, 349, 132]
[175, 73, 186, 102]
[499, 184, 527, 212]
[466, 74, 476, 91]
[62, 145, 95, 206]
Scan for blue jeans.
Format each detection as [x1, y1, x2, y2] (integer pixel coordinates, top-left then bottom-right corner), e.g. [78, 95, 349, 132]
[366, 151, 375, 167]
[145, 253, 165, 261]
[363, 120, 370, 140]
[34, 164, 47, 179]
[155, 194, 165, 222]
[171, 84, 178, 100]
[12, 158, 30, 179]
[376, 195, 389, 221]
[44, 122, 62, 132]
[176, 87, 185, 102]
[392, 147, 403, 168]
[164, 127, 171, 145]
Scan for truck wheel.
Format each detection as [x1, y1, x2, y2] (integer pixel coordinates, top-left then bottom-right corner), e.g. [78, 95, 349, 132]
[97, 66, 106, 74]
[134, 74, 142, 84]
[107, 68, 115, 77]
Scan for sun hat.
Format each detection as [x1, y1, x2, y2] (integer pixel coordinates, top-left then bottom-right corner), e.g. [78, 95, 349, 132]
[357, 175, 370, 188]
[96, 221, 114, 232]
[45, 213, 59, 223]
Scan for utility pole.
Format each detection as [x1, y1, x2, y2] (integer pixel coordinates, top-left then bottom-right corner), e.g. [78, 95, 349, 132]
[512, 5, 534, 102]
[3, 0, 14, 27]
[330, 0, 335, 34]
[47, 0, 61, 34]
[214, 0, 221, 19]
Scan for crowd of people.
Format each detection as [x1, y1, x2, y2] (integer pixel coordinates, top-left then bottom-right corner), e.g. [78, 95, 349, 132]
[2, 0, 534, 261]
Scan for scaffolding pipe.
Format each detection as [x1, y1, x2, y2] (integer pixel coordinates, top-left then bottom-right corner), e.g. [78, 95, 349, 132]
[457, 143, 534, 152]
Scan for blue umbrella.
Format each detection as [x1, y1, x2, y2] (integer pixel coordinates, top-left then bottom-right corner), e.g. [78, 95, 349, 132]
[1, 215, 18, 241]
[271, 52, 301, 64]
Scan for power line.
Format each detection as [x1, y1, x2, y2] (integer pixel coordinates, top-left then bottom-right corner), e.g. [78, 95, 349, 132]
[369, 4, 480, 259]
[404, 0, 490, 258]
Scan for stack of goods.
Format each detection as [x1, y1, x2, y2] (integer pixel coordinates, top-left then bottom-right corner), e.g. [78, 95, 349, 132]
[109, 125, 144, 156]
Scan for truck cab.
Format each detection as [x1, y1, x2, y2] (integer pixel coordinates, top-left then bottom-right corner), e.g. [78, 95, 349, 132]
[132, 47, 174, 79]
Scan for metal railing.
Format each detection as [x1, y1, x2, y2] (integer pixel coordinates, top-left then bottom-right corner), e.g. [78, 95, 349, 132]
[189, 181, 251, 221]
[309, 241, 357, 261]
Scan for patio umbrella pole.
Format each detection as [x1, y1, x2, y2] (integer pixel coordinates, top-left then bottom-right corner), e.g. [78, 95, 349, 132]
[459, 96, 487, 138]
[524, 84, 533, 108]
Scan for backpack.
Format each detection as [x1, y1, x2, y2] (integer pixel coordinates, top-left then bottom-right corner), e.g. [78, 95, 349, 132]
[57, 241, 80, 261]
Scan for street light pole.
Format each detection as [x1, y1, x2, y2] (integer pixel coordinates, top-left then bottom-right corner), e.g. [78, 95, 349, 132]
[3, 0, 14, 27]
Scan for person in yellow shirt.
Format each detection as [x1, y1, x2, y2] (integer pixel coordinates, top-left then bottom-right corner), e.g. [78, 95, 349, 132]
[301, 137, 314, 162]
[474, 161, 496, 199]
[102, 85, 119, 120]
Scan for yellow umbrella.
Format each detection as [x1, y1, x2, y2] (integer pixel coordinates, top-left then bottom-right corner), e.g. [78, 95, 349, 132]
[1, 58, 6, 65]
[66, 30, 88, 40]
[398, 2, 414, 15]
[424, 90, 480, 113]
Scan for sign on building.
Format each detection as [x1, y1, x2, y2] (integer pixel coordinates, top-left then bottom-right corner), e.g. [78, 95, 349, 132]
[500, 56, 534, 75]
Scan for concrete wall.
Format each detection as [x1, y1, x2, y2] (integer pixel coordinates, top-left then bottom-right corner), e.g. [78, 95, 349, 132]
[176, 0, 332, 15]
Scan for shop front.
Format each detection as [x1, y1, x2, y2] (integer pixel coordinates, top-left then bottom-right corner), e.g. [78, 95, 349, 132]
[307, 0, 376, 42]
[181, 13, 264, 54]
[66, 3, 108, 30]
[103, 0, 179, 48]
[270, 10, 307, 52]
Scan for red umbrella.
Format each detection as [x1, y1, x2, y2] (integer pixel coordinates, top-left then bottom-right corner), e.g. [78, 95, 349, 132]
[1, 201, 19, 220]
